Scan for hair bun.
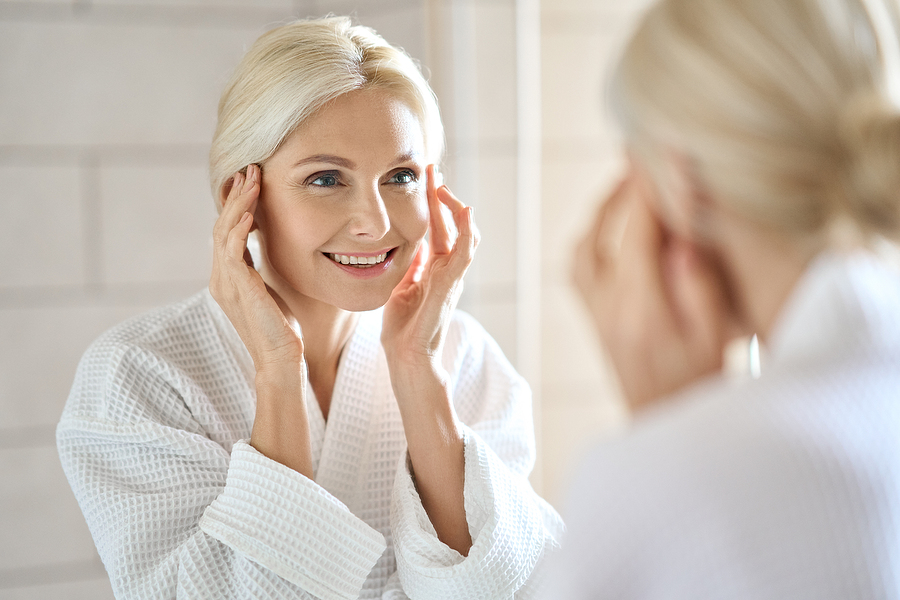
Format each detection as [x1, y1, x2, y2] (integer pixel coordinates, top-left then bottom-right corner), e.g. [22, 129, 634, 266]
[837, 93, 900, 237]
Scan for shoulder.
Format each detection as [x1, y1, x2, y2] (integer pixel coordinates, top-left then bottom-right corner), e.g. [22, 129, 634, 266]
[62, 290, 238, 424]
[444, 309, 511, 367]
[443, 309, 525, 388]
[561, 362, 900, 592]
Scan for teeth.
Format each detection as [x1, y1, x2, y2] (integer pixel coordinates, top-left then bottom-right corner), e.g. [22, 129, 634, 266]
[330, 252, 387, 266]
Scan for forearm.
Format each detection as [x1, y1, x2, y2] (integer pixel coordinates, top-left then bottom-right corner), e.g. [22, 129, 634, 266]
[250, 366, 314, 479]
[391, 363, 472, 556]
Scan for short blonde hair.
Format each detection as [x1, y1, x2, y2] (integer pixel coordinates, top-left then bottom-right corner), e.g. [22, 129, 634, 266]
[611, 0, 900, 241]
[209, 16, 444, 202]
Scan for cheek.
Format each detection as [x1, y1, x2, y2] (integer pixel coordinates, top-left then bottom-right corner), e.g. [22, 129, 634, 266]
[256, 198, 330, 264]
[396, 192, 429, 242]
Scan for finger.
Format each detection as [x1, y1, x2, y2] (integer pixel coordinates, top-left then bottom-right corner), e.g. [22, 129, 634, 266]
[214, 167, 259, 250]
[436, 183, 466, 213]
[427, 165, 453, 255]
[224, 212, 254, 275]
[397, 237, 429, 289]
[448, 206, 477, 273]
[213, 172, 243, 248]
[433, 184, 469, 255]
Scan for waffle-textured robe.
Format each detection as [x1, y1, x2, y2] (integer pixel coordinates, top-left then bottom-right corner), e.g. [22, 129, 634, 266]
[543, 251, 900, 599]
[57, 291, 563, 599]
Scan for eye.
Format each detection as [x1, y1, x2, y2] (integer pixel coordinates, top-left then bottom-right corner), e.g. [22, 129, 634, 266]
[308, 172, 340, 187]
[388, 169, 417, 185]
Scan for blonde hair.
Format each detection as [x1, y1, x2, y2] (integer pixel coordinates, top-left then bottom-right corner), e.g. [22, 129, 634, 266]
[611, 0, 900, 241]
[209, 16, 444, 202]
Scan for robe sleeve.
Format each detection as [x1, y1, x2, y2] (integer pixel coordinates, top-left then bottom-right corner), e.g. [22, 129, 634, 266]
[57, 339, 386, 600]
[389, 312, 565, 600]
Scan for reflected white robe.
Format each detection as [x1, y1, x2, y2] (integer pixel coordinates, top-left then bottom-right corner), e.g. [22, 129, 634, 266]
[544, 252, 900, 599]
[57, 290, 562, 599]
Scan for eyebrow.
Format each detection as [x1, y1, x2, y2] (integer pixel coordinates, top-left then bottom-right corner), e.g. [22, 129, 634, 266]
[392, 151, 421, 165]
[291, 151, 422, 170]
[292, 155, 356, 169]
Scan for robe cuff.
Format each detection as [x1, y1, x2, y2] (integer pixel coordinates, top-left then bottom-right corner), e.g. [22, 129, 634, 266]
[391, 426, 553, 599]
[199, 440, 386, 600]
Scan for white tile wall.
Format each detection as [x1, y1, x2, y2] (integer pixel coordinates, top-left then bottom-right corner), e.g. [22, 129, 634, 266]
[0, 447, 99, 571]
[0, 166, 84, 288]
[100, 165, 215, 284]
[0, 22, 258, 146]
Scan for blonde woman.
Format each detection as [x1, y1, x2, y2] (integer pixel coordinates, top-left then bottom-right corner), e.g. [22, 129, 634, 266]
[547, 0, 900, 597]
[58, 17, 561, 599]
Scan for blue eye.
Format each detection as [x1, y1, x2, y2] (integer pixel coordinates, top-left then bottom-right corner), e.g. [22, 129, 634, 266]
[310, 173, 339, 187]
[390, 170, 417, 185]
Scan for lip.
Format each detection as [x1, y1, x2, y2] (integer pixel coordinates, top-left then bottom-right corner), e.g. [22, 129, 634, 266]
[327, 249, 393, 258]
[323, 248, 396, 280]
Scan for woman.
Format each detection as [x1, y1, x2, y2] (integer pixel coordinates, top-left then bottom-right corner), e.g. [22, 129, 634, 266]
[57, 17, 561, 599]
[547, 0, 900, 597]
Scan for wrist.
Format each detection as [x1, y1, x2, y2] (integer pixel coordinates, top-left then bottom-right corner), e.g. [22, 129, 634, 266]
[255, 360, 306, 389]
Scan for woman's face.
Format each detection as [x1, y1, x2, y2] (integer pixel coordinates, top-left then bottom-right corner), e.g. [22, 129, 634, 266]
[254, 88, 429, 312]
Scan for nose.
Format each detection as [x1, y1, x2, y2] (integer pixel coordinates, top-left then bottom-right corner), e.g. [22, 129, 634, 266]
[348, 184, 391, 240]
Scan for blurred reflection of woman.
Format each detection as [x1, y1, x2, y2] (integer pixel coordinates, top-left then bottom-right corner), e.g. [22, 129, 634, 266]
[546, 0, 900, 597]
[58, 17, 561, 600]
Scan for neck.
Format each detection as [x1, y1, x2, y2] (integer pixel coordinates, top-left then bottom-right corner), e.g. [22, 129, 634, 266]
[713, 215, 818, 344]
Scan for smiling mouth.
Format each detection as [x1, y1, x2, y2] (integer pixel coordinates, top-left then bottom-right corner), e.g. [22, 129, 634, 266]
[327, 251, 389, 267]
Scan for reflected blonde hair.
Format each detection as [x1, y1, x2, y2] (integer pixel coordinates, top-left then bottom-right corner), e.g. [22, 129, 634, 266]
[611, 0, 900, 241]
[209, 16, 443, 204]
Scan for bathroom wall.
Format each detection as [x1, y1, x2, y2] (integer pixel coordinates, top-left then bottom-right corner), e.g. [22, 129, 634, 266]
[538, 0, 652, 506]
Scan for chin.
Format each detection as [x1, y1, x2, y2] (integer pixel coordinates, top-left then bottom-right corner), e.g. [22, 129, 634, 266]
[332, 289, 394, 313]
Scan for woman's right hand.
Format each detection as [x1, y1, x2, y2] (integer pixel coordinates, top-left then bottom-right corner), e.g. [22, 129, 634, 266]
[210, 165, 312, 476]
[210, 164, 305, 374]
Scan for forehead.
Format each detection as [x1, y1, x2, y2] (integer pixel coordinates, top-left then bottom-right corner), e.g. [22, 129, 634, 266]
[278, 89, 425, 164]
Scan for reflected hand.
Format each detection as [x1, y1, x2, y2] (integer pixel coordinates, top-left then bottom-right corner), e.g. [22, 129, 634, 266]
[380, 164, 477, 555]
[573, 164, 737, 412]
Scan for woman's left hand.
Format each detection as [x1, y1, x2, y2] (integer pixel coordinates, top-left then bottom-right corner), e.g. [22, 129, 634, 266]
[381, 164, 479, 378]
[380, 164, 478, 556]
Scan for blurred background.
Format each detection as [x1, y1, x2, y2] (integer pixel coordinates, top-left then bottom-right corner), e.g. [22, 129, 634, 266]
[0, 0, 649, 596]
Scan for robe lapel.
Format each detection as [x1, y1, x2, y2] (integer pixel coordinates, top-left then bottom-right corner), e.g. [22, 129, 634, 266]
[305, 386, 327, 477]
[314, 311, 391, 513]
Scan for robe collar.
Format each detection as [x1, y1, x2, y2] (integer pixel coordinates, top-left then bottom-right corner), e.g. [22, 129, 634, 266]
[766, 250, 900, 369]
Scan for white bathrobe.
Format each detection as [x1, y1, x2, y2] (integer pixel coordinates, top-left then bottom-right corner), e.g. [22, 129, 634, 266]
[544, 251, 900, 599]
[57, 291, 563, 600]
